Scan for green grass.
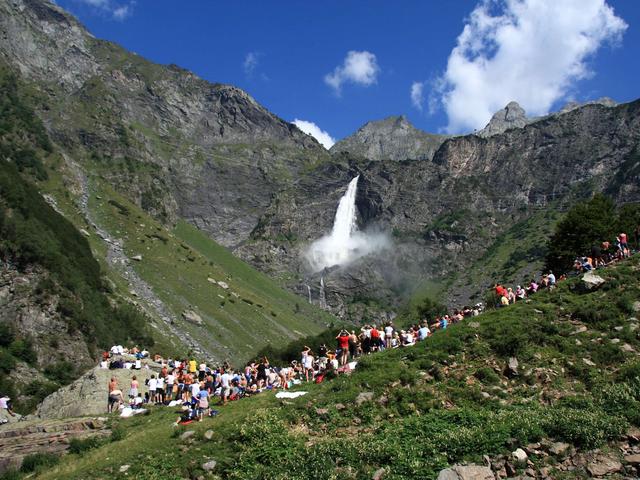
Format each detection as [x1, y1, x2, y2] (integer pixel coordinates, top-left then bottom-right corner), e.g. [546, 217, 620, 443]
[28, 255, 640, 479]
[88, 179, 335, 364]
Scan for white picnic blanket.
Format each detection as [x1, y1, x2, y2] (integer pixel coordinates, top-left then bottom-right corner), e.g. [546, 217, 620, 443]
[275, 391, 307, 399]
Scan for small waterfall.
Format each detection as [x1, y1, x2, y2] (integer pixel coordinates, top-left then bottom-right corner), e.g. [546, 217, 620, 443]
[306, 284, 312, 304]
[319, 276, 327, 310]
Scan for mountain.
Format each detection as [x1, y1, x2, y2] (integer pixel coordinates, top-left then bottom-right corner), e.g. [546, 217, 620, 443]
[330, 115, 448, 161]
[1, 0, 640, 332]
[0, 0, 339, 408]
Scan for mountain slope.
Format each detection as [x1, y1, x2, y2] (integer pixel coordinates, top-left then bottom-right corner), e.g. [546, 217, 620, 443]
[23, 256, 640, 479]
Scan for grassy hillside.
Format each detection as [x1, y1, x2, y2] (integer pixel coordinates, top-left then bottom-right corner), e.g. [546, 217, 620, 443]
[85, 178, 334, 363]
[23, 255, 640, 479]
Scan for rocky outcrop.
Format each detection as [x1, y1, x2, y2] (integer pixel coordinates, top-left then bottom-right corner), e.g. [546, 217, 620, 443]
[330, 115, 448, 161]
[477, 101, 528, 137]
[0, 416, 110, 473]
[36, 363, 160, 419]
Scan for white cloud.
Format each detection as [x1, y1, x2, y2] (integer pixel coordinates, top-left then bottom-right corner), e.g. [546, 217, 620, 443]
[112, 4, 131, 20]
[324, 51, 379, 95]
[74, 0, 134, 20]
[243, 52, 259, 76]
[292, 119, 336, 149]
[410, 81, 424, 111]
[434, 0, 627, 133]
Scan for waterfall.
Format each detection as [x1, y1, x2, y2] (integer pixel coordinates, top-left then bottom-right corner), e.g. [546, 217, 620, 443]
[329, 175, 360, 248]
[319, 276, 327, 310]
[306, 284, 312, 304]
[304, 175, 389, 272]
[305, 176, 361, 272]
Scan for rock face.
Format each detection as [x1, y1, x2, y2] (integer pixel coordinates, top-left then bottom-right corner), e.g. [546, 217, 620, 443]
[1, 0, 640, 322]
[0, 417, 109, 473]
[437, 465, 494, 480]
[478, 101, 528, 137]
[36, 363, 160, 419]
[330, 115, 448, 161]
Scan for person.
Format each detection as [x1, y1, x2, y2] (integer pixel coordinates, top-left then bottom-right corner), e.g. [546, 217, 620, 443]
[166, 370, 175, 401]
[188, 358, 197, 374]
[619, 232, 629, 258]
[129, 376, 139, 400]
[547, 271, 556, 288]
[147, 375, 157, 404]
[108, 388, 124, 413]
[196, 383, 209, 420]
[302, 347, 315, 381]
[384, 323, 394, 349]
[156, 374, 165, 404]
[515, 285, 526, 300]
[220, 369, 232, 405]
[418, 323, 430, 341]
[336, 331, 350, 366]
[0, 394, 15, 417]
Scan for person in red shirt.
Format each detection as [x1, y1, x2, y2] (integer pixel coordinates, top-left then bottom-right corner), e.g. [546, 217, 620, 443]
[336, 330, 350, 366]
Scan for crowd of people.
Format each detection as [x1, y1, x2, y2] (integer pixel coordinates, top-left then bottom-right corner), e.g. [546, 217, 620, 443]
[4, 230, 633, 426]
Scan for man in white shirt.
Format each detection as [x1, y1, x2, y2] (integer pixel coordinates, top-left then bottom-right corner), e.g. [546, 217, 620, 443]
[220, 370, 233, 405]
[148, 375, 157, 403]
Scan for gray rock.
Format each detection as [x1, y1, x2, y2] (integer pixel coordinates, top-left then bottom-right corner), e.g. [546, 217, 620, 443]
[478, 101, 528, 137]
[549, 442, 571, 456]
[202, 460, 217, 471]
[437, 469, 460, 480]
[180, 430, 195, 441]
[331, 115, 448, 161]
[182, 310, 204, 325]
[506, 357, 519, 377]
[131, 254, 143, 261]
[119, 465, 130, 473]
[587, 454, 622, 476]
[512, 448, 528, 464]
[372, 467, 386, 480]
[582, 358, 596, 367]
[633, 301, 640, 312]
[454, 465, 495, 480]
[204, 430, 214, 440]
[355, 392, 375, 406]
[582, 271, 605, 290]
[625, 454, 640, 464]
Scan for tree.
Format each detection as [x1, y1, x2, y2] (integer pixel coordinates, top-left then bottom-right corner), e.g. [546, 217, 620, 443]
[545, 194, 616, 273]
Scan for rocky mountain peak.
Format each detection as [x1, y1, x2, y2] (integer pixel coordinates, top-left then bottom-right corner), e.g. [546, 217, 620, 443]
[478, 101, 528, 137]
[330, 115, 448, 161]
[559, 97, 618, 114]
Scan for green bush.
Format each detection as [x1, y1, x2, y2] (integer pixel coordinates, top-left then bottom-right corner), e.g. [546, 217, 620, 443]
[20, 452, 59, 473]
[69, 436, 102, 455]
[474, 367, 501, 385]
[8, 338, 36, 365]
[0, 349, 16, 373]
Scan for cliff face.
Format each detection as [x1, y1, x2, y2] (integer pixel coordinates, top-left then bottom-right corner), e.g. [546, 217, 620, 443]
[1, 0, 639, 321]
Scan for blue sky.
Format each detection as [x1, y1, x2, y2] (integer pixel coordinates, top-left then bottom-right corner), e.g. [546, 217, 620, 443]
[56, 0, 640, 146]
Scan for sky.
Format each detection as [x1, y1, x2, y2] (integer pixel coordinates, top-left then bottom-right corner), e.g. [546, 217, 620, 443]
[55, 0, 640, 148]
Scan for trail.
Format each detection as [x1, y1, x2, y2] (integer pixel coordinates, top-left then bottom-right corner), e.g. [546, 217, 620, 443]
[62, 155, 209, 358]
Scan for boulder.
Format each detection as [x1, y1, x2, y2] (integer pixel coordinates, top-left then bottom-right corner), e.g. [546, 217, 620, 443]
[202, 460, 217, 471]
[182, 310, 203, 325]
[549, 442, 571, 456]
[454, 465, 495, 480]
[204, 430, 214, 440]
[506, 357, 519, 377]
[512, 448, 528, 464]
[355, 392, 374, 406]
[437, 469, 460, 480]
[582, 271, 605, 290]
[587, 454, 622, 476]
[131, 254, 143, 261]
[180, 430, 195, 441]
[36, 364, 160, 419]
[217, 281, 229, 289]
[582, 358, 596, 367]
[625, 454, 640, 465]
[632, 301, 640, 312]
[372, 467, 386, 480]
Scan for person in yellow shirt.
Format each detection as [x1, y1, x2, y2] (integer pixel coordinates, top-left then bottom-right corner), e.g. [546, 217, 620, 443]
[188, 359, 197, 374]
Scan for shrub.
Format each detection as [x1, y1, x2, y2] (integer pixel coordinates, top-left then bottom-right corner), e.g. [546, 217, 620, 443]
[20, 452, 59, 473]
[69, 436, 102, 455]
[474, 367, 501, 385]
